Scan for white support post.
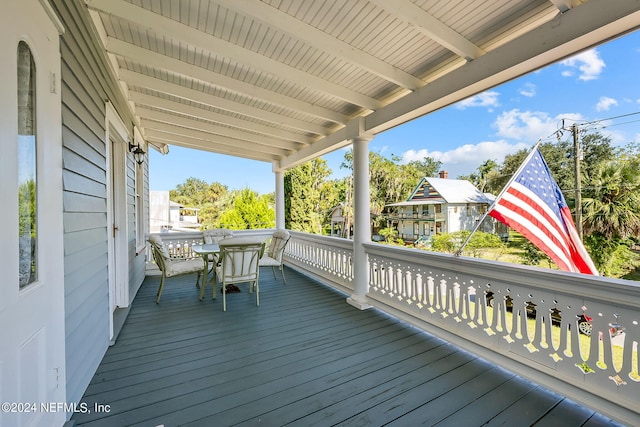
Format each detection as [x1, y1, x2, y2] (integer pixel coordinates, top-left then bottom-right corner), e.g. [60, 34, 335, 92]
[347, 134, 373, 310]
[275, 169, 285, 230]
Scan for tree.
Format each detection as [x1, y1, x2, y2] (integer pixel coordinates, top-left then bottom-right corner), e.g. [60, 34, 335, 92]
[169, 177, 229, 229]
[218, 188, 275, 230]
[458, 159, 500, 193]
[378, 227, 398, 243]
[284, 158, 332, 233]
[582, 157, 640, 275]
[169, 177, 211, 206]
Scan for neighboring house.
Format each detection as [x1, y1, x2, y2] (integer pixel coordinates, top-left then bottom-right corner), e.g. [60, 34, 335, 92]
[150, 190, 200, 232]
[384, 171, 504, 242]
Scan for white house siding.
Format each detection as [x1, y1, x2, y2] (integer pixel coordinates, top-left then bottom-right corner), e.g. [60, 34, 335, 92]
[51, 0, 147, 406]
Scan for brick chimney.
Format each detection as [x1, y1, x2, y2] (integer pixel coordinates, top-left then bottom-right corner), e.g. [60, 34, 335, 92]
[438, 170, 448, 179]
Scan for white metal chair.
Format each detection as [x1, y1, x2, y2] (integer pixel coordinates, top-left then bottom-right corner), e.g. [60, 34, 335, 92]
[259, 230, 291, 283]
[202, 228, 233, 266]
[216, 237, 265, 311]
[148, 235, 204, 303]
[202, 228, 234, 245]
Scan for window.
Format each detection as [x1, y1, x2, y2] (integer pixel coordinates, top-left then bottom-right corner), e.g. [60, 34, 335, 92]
[17, 41, 38, 288]
[135, 161, 144, 249]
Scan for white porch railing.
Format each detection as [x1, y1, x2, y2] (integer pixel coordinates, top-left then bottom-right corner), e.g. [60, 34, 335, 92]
[285, 231, 354, 294]
[284, 231, 640, 425]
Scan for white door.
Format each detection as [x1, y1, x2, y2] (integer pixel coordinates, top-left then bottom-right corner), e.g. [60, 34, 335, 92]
[0, 1, 66, 427]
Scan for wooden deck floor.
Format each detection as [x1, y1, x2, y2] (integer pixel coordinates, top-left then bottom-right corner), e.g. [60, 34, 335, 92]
[71, 268, 624, 427]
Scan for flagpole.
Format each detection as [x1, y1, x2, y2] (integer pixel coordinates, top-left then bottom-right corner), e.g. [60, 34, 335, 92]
[454, 139, 543, 257]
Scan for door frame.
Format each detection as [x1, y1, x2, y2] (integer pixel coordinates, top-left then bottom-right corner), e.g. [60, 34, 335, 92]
[105, 101, 130, 340]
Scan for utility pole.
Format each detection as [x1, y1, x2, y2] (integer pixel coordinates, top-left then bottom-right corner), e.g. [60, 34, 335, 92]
[572, 123, 583, 239]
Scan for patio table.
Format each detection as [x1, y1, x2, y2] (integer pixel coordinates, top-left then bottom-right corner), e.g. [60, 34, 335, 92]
[192, 243, 220, 300]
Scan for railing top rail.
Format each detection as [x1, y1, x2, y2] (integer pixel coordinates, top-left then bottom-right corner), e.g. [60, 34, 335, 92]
[288, 230, 354, 250]
[364, 242, 640, 308]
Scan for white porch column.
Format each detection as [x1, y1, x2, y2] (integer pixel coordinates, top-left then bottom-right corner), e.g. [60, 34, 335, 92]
[347, 134, 373, 310]
[275, 169, 285, 230]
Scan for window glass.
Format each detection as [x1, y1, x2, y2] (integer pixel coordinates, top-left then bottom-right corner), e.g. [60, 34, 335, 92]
[17, 41, 37, 288]
[135, 161, 144, 248]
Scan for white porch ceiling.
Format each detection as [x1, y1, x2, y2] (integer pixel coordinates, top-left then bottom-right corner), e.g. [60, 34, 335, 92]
[85, 0, 640, 171]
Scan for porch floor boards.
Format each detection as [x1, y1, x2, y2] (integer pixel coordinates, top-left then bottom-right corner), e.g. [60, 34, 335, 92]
[72, 268, 621, 427]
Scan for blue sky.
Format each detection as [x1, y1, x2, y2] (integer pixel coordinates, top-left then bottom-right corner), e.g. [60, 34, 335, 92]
[150, 29, 640, 195]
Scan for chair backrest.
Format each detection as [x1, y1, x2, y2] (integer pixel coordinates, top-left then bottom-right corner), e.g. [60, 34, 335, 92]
[148, 234, 169, 272]
[218, 241, 264, 284]
[203, 228, 234, 244]
[267, 230, 291, 262]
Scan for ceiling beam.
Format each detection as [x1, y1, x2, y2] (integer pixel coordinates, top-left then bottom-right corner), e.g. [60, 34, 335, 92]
[146, 134, 277, 163]
[137, 108, 303, 151]
[129, 91, 314, 145]
[120, 69, 330, 137]
[214, 0, 424, 90]
[368, 0, 485, 60]
[144, 126, 289, 158]
[105, 38, 348, 124]
[87, 0, 382, 109]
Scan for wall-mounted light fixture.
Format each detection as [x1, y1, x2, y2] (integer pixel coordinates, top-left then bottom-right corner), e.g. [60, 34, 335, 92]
[129, 139, 146, 165]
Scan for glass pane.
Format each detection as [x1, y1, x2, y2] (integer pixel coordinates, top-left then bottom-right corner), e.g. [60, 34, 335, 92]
[17, 41, 37, 288]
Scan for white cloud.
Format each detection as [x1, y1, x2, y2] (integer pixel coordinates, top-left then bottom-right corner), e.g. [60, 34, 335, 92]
[595, 96, 618, 111]
[401, 140, 528, 178]
[560, 49, 605, 81]
[455, 91, 500, 109]
[493, 109, 584, 141]
[519, 83, 536, 97]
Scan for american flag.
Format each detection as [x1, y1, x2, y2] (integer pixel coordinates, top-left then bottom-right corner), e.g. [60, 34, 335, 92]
[488, 148, 598, 275]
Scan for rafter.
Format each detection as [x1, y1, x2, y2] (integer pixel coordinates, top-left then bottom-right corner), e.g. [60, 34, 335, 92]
[130, 92, 313, 145]
[137, 108, 303, 152]
[214, 0, 424, 90]
[368, 0, 485, 60]
[119, 69, 329, 137]
[143, 125, 290, 158]
[87, 0, 382, 109]
[146, 134, 278, 163]
[105, 38, 348, 124]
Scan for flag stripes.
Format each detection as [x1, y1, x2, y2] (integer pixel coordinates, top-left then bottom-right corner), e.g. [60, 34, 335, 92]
[487, 148, 598, 275]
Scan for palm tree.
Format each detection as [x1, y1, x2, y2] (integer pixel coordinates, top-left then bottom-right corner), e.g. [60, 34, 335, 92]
[582, 158, 640, 275]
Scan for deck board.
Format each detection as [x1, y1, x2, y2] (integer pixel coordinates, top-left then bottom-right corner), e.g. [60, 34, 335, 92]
[71, 268, 625, 427]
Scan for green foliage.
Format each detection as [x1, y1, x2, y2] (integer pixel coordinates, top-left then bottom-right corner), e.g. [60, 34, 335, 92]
[378, 227, 398, 243]
[218, 188, 275, 230]
[217, 209, 246, 230]
[520, 241, 551, 266]
[458, 159, 501, 193]
[432, 231, 503, 257]
[284, 158, 332, 233]
[431, 232, 459, 253]
[19, 179, 36, 237]
[581, 155, 640, 276]
[169, 177, 230, 229]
